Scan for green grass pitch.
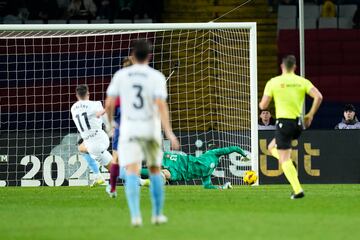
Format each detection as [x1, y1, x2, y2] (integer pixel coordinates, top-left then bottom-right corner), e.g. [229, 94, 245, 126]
[0, 185, 359, 240]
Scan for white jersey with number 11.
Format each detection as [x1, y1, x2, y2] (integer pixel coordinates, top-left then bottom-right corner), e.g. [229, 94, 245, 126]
[71, 100, 104, 140]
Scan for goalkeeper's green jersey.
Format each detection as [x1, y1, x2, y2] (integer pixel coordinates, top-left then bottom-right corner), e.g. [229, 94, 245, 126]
[162, 146, 248, 189]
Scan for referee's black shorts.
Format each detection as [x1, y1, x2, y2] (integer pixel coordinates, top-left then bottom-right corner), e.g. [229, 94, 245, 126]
[275, 118, 302, 150]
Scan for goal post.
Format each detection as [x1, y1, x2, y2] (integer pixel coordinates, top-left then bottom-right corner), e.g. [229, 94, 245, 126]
[0, 22, 258, 187]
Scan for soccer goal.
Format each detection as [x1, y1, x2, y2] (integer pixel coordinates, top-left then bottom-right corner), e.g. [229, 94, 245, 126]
[0, 22, 258, 187]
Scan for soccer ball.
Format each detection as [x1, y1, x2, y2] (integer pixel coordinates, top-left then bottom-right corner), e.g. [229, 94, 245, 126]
[243, 170, 257, 185]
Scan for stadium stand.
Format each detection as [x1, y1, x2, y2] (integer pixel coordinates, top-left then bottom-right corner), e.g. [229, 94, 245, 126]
[338, 4, 358, 28]
[304, 17, 318, 29]
[162, 0, 278, 130]
[277, 5, 297, 29]
[278, 5, 297, 18]
[339, 4, 357, 18]
[0, 0, 157, 24]
[304, 4, 320, 19]
[275, 2, 360, 128]
[278, 29, 360, 128]
[277, 3, 359, 30]
[318, 17, 338, 28]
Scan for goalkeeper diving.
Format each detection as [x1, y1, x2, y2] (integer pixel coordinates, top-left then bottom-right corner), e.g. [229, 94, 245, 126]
[141, 145, 250, 189]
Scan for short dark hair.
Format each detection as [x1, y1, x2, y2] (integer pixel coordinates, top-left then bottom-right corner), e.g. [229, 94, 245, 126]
[76, 84, 89, 98]
[344, 104, 356, 112]
[132, 40, 151, 62]
[282, 55, 296, 71]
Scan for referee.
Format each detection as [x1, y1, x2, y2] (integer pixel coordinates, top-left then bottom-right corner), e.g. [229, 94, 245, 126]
[259, 55, 323, 199]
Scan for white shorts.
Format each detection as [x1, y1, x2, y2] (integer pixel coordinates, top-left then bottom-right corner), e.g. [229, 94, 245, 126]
[84, 131, 112, 166]
[118, 138, 162, 167]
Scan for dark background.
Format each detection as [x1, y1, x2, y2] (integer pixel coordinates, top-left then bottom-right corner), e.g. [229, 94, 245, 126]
[259, 130, 360, 184]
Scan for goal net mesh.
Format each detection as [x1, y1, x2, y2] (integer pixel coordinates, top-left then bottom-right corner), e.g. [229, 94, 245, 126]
[0, 25, 255, 187]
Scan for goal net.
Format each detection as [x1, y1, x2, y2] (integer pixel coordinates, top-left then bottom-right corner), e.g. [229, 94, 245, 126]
[0, 23, 258, 187]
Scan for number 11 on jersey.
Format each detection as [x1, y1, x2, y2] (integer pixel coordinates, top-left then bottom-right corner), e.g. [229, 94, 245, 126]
[75, 112, 91, 132]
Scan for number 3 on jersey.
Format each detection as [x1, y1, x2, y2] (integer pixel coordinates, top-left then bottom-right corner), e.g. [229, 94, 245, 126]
[76, 112, 91, 132]
[133, 84, 144, 109]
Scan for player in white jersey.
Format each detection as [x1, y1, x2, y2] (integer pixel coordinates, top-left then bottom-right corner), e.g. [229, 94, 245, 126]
[106, 40, 180, 227]
[71, 84, 113, 187]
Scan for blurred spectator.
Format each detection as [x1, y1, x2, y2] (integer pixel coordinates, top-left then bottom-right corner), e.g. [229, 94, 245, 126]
[94, 0, 115, 19]
[66, 0, 97, 20]
[2, 0, 29, 22]
[27, 0, 59, 21]
[133, 0, 150, 19]
[117, 0, 133, 19]
[258, 109, 276, 130]
[321, 0, 336, 17]
[133, 0, 162, 21]
[0, 0, 6, 19]
[334, 104, 360, 129]
[39, 0, 59, 20]
[57, 0, 70, 9]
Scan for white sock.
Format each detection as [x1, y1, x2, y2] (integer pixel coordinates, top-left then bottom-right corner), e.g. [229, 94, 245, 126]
[139, 178, 146, 186]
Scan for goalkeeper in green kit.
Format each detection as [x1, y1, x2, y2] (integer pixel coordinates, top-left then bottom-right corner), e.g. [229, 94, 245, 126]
[142, 145, 250, 189]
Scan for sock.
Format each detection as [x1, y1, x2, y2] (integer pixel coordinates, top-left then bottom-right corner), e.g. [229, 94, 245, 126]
[110, 163, 119, 192]
[139, 178, 147, 186]
[281, 160, 303, 194]
[140, 168, 149, 177]
[125, 174, 141, 219]
[270, 148, 279, 160]
[83, 154, 100, 177]
[150, 173, 164, 217]
[119, 166, 127, 180]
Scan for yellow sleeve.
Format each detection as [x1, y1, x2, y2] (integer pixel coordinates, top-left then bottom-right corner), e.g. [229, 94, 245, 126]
[263, 79, 273, 97]
[303, 79, 314, 94]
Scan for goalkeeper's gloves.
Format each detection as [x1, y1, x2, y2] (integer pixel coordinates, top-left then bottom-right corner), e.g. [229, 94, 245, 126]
[240, 153, 251, 162]
[221, 182, 233, 190]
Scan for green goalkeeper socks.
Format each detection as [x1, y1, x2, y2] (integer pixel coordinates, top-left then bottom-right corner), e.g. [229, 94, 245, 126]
[140, 168, 149, 177]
